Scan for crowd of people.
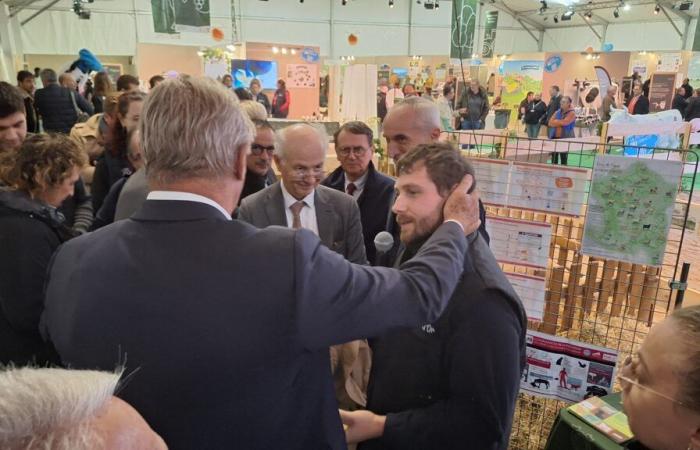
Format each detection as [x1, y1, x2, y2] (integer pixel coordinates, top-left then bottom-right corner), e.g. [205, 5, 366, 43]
[0, 66, 698, 450]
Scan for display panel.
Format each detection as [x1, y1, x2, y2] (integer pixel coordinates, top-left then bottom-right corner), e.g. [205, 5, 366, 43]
[231, 60, 278, 89]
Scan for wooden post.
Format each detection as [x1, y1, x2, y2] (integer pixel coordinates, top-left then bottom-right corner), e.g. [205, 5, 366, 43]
[598, 122, 609, 154]
[611, 262, 632, 317]
[638, 266, 661, 325]
[626, 264, 647, 318]
[542, 265, 566, 334]
[583, 259, 601, 315]
[562, 253, 584, 331]
[596, 259, 618, 314]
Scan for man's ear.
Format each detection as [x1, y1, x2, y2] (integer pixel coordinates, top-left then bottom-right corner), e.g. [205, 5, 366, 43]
[430, 127, 441, 142]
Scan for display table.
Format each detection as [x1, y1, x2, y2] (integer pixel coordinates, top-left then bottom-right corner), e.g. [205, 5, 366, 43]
[545, 393, 644, 450]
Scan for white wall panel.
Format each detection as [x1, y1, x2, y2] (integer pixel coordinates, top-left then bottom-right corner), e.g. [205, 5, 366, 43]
[240, 18, 329, 51]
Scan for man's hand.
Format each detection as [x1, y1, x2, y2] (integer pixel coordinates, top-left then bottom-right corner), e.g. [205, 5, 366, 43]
[443, 174, 481, 236]
[339, 409, 386, 444]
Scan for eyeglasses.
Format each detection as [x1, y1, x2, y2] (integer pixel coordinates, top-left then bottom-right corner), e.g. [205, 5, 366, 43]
[618, 353, 686, 407]
[251, 143, 275, 156]
[290, 166, 325, 179]
[337, 146, 369, 157]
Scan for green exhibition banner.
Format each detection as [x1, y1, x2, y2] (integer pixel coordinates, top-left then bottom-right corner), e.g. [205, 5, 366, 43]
[151, 0, 177, 34]
[482, 11, 499, 58]
[152, 0, 210, 34]
[694, 20, 700, 51]
[450, 0, 478, 59]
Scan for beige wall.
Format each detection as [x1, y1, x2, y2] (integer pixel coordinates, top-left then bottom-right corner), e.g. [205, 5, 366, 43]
[135, 43, 203, 82]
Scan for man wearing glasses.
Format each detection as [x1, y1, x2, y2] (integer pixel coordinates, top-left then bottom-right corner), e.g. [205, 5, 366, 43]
[239, 119, 277, 202]
[322, 121, 395, 265]
[239, 123, 366, 265]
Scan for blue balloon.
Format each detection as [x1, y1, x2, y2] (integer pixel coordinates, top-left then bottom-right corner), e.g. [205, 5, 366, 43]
[602, 43, 614, 52]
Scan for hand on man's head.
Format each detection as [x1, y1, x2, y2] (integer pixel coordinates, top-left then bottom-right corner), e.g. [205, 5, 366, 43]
[443, 174, 481, 236]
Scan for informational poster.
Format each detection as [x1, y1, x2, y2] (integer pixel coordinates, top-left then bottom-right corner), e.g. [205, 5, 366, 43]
[521, 331, 619, 403]
[504, 273, 546, 322]
[508, 163, 590, 217]
[581, 156, 682, 267]
[450, 0, 478, 59]
[656, 52, 681, 73]
[485, 217, 552, 269]
[630, 60, 647, 78]
[286, 64, 318, 89]
[468, 158, 510, 206]
[501, 61, 544, 110]
[648, 72, 676, 112]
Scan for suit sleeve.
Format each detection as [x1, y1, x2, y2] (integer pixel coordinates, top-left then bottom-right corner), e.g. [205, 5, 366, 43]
[76, 93, 94, 115]
[346, 198, 368, 265]
[379, 292, 524, 450]
[294, 222, 467, 349]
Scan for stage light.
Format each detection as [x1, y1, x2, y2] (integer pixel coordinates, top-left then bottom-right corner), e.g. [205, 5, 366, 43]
[342, 0, 347, 5]
[389, 0, 394, 7]
[553, 15, 559, 22]
[584, 10, 592, 19]
[435, 1, 439, 9]
[613, 8, 619, 17]
[272, 46, 279, 54]
[654, 4, 660, 13]
[561, 8, 574, 20]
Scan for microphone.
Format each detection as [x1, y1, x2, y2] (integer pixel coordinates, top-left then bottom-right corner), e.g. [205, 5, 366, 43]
[374, 231, 395, 255]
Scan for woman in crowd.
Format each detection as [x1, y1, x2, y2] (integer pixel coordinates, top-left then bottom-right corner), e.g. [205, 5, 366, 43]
[250, 78, 271, 114]
[456, 79, 490, 130]
[524, 93, 547, 138]
[547, 95, 576, 165]
[619, 305, 700, 450]
[91, 91, 145, 213]
[518, 91, 534, 122]
[0, 134, 86, 366]
[271, 79, 290, 119]
[92, 71, 112, 114]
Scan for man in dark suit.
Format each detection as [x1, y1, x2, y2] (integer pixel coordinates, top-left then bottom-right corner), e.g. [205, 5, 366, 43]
[322, 121, 395, 265]
[239, 119, 277, 203]
[543, 84, 562, 131]
[40, 77, 483, 450]
[34, 68, 93, 134]
[380, 97, 489, 266]
[341, 143, 527, 450]
[240, 123, 366, 265]
[627, 82, 650, 115]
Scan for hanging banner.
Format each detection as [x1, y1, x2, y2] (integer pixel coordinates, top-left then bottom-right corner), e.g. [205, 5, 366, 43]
[482, 11, 498, 58]
[450, 0, 478, 59]
[151, 0, 177, 34]
[174, 0, 211, 32]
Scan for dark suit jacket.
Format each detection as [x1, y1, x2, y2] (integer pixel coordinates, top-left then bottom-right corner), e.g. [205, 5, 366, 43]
[627, 95, 650, 115]
[239, 182, 367, 265]
[361, 233, 526, 450]
[685, 96, 700, 122]
[321, 162, 395, 265]
[543, 94, 561, 125]
[41, 199, 469, 450]
[239, 168, 277, 204]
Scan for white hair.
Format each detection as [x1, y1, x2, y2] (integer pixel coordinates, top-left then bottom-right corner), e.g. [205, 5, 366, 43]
[141, 76, 255, 184]
[0, 367, 122, 450]
[239, 100, 268, 121]
[387, 96, 441, 132]
[274, 123, 328, 160]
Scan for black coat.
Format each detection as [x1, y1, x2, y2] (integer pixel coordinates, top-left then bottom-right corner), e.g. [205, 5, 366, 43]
[34, 84, 93, 134]
[361, 234, 526, 450]
[321, 162, 395, 265]
[685, 97, 700, 122]
[627, 95, 650, 115]
[255, 92, 271, 114]
[41, 199, 469, 450]
[92, 151, 132, 213]
[524, 100, 547, 125]
[672, 94, 688, 118]
[543, 94, 561, 125]
[239, 168, 277, 204]
[682, 83, 694, 99]
[0, 190, 73, 366]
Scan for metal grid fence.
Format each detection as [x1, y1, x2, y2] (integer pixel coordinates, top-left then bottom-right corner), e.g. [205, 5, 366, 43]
[439, 130, 698, 450]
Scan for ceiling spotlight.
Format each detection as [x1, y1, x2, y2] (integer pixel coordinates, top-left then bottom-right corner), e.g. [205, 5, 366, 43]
[342, 0, 347, 5]
[584, 10, 592, 19]
[389, 0, 394, 7]
[281, 47, 288, 54]
[272, 46, 279, 54]
[291, 48, 297, 55]
[561, 8, 574, 19]
[553, 15, 559, 22]
[654, 4, 660, 13]
[613, 7, 619, 17]
[435, 1, 439, 9]
[300, 0, 303, 2]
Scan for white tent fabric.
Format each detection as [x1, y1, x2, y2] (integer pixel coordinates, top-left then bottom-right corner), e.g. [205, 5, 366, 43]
[340, 64, 378, 124]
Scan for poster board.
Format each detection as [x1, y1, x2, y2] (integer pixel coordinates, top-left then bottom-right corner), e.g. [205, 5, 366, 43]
[286, 64, 318, 89]
[102, 64, 123, 85]
[485, 217, 552, 269]
[648, 72, 676, 113]
[581, 155, 683, 267]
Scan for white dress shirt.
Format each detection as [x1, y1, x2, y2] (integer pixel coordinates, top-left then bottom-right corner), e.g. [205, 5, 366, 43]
[280, 182, 319, 235]
[147, 191, 231, 220]
[344, 170, 368, 199]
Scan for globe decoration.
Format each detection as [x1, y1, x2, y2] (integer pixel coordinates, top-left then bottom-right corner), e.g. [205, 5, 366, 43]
[348, 34, 358, 46]
[545, 55, 562, 73]
[602, 42, 614, 52]
[211, 27, 224, 41]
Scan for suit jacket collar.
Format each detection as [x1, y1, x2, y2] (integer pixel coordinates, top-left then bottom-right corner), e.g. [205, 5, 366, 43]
[324, 161, 383, 205]
[132, 199, 231, 222]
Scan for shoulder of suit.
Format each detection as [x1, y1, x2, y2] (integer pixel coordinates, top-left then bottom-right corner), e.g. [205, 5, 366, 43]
[321, 166, 344, 188]
[241, 182, 278, 206]
[316, 184, 353, 204]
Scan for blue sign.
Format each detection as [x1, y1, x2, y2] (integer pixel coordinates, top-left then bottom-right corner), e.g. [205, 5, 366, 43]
[301, 47, 319, 63]
[544, 55, 562, 73]
[602, 42, 614, 52]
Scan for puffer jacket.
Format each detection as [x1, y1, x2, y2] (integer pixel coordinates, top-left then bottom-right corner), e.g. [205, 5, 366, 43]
[35, 84, 93, 134]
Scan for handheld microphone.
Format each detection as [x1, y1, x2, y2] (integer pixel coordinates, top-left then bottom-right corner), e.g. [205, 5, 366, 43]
[374, 231, 395, 255]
